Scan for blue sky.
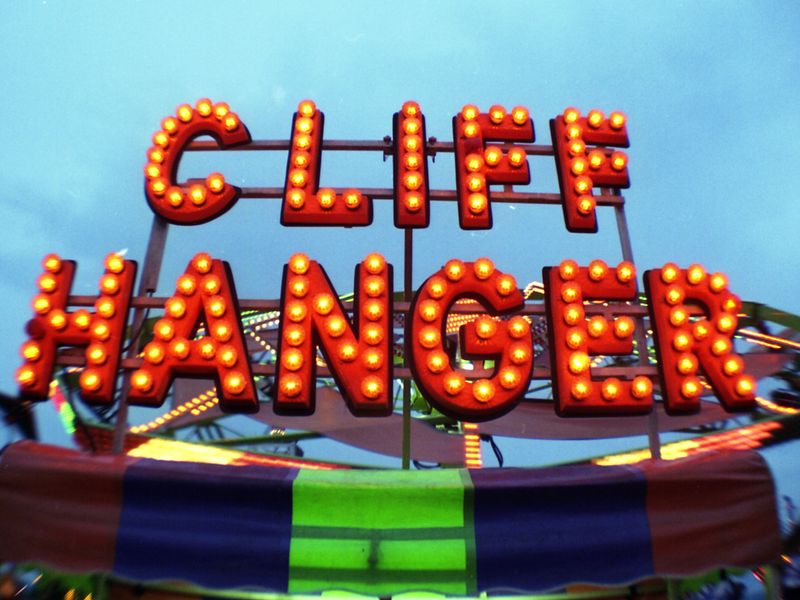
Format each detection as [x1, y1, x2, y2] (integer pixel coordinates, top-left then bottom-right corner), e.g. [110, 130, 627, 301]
[1, 1, 799, 456]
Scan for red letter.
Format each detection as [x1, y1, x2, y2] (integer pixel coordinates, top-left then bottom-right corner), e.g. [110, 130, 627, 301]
[275, 253, 393, 416]
[144, 99, 251, 225]
[453, 104, 534, 229]
[393, 101, 431, 228]
[17, 253, 137, 404]
[128, 254, 257, 412]
[281, 100, 372, 226]
[544, 259, 653, 416]
[551, 108, 630, 233]
[408, 258, 533, 421]
[645, 264, 756, 413]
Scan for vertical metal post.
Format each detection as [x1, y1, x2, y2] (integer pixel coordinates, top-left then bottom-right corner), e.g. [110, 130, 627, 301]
[402, 228, 413, 469]
[111, 215, 169, 454]
[613, 199, 661, 460]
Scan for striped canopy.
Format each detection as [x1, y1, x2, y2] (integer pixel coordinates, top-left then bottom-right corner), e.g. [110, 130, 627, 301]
[0, 441, 781, 595]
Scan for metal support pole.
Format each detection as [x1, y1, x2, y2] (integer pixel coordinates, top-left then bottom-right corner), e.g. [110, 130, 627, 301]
[402, 228, 413, 469]
[111, 215, 169, 454]
[613, 199, 661, 460]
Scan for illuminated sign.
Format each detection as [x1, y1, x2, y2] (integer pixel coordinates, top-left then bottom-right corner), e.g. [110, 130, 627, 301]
[15, 99, 758, 423]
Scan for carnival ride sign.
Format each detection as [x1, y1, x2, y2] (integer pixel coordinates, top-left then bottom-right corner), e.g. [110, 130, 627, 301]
[15, 100, 757, 423]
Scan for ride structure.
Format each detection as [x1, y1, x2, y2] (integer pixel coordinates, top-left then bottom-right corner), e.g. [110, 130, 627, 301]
[1, 98, 799, 600]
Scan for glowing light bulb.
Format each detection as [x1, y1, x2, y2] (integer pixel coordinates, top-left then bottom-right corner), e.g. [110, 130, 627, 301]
[499, 367, 521, 389]
[574, 176, 592, 195]
[426, 351, 448, 373]
[723, 356, 743, 376]
[473, 379, 496, 403]
[153, 131, 169, 148]
[287, 302, 307, 322]
[154, 319, 175, 341]
[145, 163, 161, 179]
[632, 376, 652, 399]
[468, 193, 487, 214]
[568, 139, 586, 156]
[681, 378, 702, 399]
[339, 343, 357, 362]
[298, 100, 316, 118]
[402, 101, 420, 117]
[150, 178, 167, 196]
[325, 315, 346, 337]
[95, 297, 116, 318]
[572, 379, 591, 399]
[587, 110, 604, 128]
[609, 111, 626, 130]
[217, 346, 239, 369]
[563, 304, 584, 326]
[289, 253, 310, 275]
[283, 349, 303, 371]
[404, 152, 421, 170]
[177, 104, 193, 122]
[344, 190, 362, 210]
[463, 122, 479, 138]
[293, 152, 310, 169]
[587, 316, 608, 338]
[363, 350, 383, 370]
[189, 185, 206, 206]
[687, 264, 705, 285]
[166, 297, 186, 319]
[289, 169, 307, 188]
[709, 273, 728, 293]
[673, 332, 692, 351]
[295, 134, 311, 150]
[571, 158, 588, 176]
[404, 172, 422, 191]
[475, 316, 497, 339]
[364, 300, 383, 321]
[363, 324, 384, 345]
[577, 196, 595, 215]
[132, 370, 153, 393]
[196, 99, 213, 117]
[404, 193, 421, 212]
[208, 296, 226, 317]
[566, 124, 582, 139]
[711, 337, 731, 356]
[692, 322, 710, 340]
[559, 259, 578, 280]
[16, 367, 36, 387]
[143, 342, 165, 365]
[566, 328, 584, 349]
[496, 274, 516, 297]
[404, 135, 421, 153]
[213, 102, 230, 120]
[665, 286, 684, 305]
[474, 258, 494, 280]
[284, 325, 305, 346]
[616, 261, 635, 283]
[148, 147, 165, 164]
[735, 376, 755, 396]
[280, 375, 302, 397]
[177, 275, 196, 296]
[167, 188, 184, 207]
[661, 263, 679, 283]
[80, 370, 102, 392]
[445, 260, 465, 281]
[72, 309, 91, 330]
[361, 376, 383, 399]
[506, 317, 529, 340]
[489, 105, 506, 124]
[568, 351, 590, 374]
[295, 117, 313, 134]
[677, 358, 699, 381]
[365, 276, 385, 297]
[444, 374, 465, 395]
[511, 106, 529, 125]
[563, 107, 580, 123]
[364, 253, 385, 275]
[199, 340, 216, 359]
[614, 317, 634, 338]
[419, 327, 440, 349]
[561, 284, 580, 303]
[290, 277, 308, 298]
[92, 321, 110, 341]
[588, 150, 605, 169]
[318, 188, 336, 209]
[312, 294, 334, 315]
[170, 339, 190, 359]
[223, 372, 247, 395]
[207, 173, 225, 194]
[588, 259, 608, 281]
[21, 341, 41, 362]
[461, 104, 479, 121]
[509, 344, 530, 365]
[670, 308, 688, 327]
[610, 151, 627, 171]
[84, 343, 106, 366]
[404, 117, 421, 135]
[465, 153, 484, 172]
[484, 146, 502, 166]
[213, 323, 232, 342]
[601, 378, 621, 401]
